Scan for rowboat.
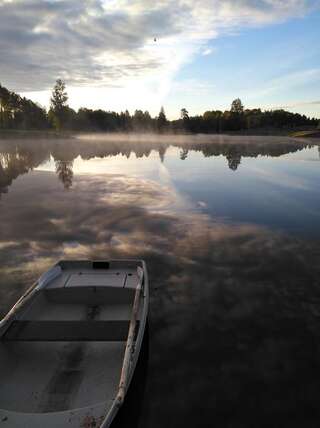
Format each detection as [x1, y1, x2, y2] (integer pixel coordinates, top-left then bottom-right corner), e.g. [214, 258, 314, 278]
[0, 259, 149, 427]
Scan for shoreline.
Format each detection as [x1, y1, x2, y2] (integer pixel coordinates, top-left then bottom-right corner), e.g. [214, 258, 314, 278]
[0, 128, 319, 139]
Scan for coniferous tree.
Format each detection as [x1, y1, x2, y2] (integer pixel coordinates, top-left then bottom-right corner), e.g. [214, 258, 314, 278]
[157, 106, 167, 132]
[180, 108, 190, 132]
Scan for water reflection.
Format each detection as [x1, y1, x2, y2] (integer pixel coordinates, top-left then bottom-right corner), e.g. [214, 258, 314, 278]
[226, 147, 242, 170]
[0, 135, 320, 427]
[0, 135, 316, 195]
[55, 160, 74, 189]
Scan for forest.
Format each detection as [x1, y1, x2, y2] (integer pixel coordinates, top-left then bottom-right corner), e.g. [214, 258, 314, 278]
[0, 80, 319, 134]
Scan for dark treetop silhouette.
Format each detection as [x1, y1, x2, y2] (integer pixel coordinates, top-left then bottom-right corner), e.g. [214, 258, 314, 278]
[0, 80, 318, 133]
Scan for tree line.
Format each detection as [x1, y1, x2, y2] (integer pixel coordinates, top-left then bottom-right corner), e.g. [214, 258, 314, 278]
[0, 80, 319, 133]
[0, 83, 48, 130]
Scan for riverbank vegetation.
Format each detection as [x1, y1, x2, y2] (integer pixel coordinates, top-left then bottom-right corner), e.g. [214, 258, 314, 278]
[1, 80, 319, 135]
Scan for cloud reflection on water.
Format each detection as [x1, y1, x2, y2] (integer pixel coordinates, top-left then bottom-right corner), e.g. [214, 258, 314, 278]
[0, 136, 320, 426]
[0, 134, 317, 196]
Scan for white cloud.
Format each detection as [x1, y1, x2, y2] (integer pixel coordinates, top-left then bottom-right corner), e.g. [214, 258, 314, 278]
[279, 100, 320, 108]
[0, 0, 318, 110]
[202, 47, 213, 56]
[245, 68, 320, 102]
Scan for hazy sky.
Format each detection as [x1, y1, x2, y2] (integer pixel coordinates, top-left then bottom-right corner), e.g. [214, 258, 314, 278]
[0, 0, 319, 118]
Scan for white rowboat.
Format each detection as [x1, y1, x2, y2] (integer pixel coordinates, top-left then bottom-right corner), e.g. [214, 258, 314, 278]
[0, 259, 149, 427]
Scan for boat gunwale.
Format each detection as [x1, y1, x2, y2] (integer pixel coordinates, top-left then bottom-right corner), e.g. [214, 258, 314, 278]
[0, 259, 149, 428]
[101, 259, 149, 427]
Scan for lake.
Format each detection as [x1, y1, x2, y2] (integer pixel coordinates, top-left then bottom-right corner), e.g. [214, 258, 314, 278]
[1, 134, 320, 427]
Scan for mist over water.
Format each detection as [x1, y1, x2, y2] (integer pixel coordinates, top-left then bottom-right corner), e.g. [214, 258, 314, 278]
[1, 134, 320, 427]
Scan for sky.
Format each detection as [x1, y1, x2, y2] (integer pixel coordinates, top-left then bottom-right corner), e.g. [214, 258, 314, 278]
[0, 0, 320, 119]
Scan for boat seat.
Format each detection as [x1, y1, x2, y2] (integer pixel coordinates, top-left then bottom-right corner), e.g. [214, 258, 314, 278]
[1, 320, 139, 342]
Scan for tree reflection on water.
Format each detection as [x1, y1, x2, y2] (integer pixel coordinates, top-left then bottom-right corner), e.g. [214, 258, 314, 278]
[0, 134, 316, 194]
[55, 160, 74, 189]
[0, 135, 320, 427]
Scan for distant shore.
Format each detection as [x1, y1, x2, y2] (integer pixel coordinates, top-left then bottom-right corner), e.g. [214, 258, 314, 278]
[0, 128, 319, 139]
[0, 130, 72, 139]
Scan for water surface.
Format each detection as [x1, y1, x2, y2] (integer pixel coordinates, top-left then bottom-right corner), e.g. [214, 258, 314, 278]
[1, 134, 320, 427]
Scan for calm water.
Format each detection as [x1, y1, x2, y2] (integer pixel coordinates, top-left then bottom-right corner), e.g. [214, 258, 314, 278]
[1, 134, 320, 427]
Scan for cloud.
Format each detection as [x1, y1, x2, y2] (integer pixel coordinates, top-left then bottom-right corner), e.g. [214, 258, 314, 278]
[202, 47, 213, 56]
[249, 68, 320, 100]
[0, 0, 318, 96]
[1, 166, 320, 425]
[278, 100, 320, 109]
[0, 0, 175, 91]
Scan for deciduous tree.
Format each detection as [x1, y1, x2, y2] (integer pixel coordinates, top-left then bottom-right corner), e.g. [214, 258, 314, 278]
[49, 79, 69, 131]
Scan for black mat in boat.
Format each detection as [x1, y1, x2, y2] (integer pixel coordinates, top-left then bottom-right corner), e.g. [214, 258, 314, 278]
[1, 320, 139, 342]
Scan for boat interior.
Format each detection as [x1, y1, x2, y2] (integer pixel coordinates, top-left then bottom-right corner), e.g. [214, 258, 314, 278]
[0, 263, 144, 417]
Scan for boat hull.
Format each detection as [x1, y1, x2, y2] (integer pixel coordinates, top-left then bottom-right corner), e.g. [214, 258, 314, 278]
[0, 259, 149, 428]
